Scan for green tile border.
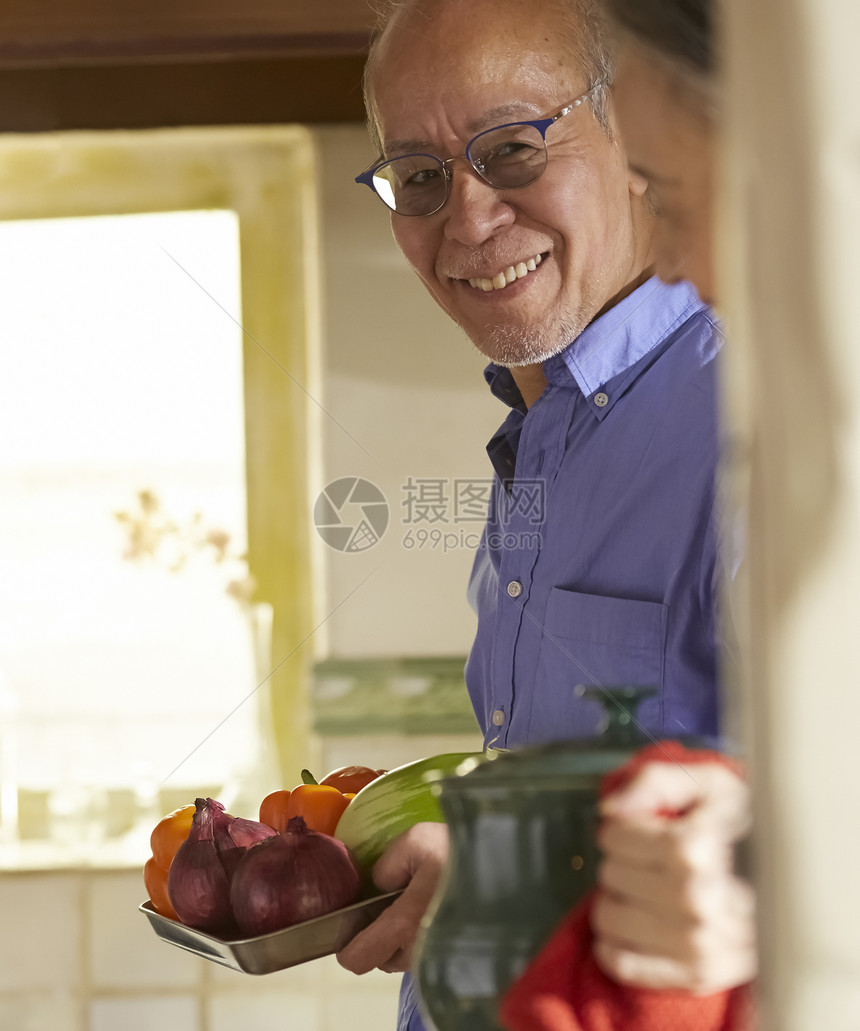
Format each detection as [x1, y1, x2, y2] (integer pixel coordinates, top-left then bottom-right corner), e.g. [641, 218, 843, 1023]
[311, 656, 478, 736]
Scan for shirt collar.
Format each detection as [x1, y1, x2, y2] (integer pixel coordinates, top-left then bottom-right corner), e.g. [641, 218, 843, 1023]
[483, 276, 708, 409]
[547, 277, 707, 394]
[484, 363, 528, 414]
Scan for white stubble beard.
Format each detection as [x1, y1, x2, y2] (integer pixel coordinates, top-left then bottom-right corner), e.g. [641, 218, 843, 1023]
[462, 304, 594, 367]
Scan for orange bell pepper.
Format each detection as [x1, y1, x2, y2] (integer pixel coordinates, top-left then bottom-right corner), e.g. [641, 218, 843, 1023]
[150, 803, 195, 869]
[144, 803, 195, 919]
[259, 788, 292, 832]
[285, 783, 351, 836]
[144, 856, 179, 920]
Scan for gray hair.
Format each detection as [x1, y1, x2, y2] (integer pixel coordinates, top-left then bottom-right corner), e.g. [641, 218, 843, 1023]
[362, 0, 615, 156]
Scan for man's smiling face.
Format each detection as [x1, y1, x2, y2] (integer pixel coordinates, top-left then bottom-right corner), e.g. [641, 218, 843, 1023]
[367, 0, 653, 366]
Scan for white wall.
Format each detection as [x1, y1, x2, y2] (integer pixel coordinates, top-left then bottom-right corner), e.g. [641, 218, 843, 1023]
[313, 125, 501, 660]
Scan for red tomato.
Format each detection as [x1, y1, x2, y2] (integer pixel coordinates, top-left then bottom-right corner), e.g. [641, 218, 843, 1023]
[319, 765, 387, 794]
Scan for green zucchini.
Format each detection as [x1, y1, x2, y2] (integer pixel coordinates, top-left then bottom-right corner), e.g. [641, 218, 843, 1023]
[334, 751, 484, 873]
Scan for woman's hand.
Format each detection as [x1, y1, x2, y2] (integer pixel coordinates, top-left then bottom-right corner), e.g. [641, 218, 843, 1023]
[591, 760, 757, 994]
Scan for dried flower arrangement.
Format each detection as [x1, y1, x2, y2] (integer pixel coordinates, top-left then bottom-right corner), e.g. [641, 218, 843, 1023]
[114, 489, 256, 609]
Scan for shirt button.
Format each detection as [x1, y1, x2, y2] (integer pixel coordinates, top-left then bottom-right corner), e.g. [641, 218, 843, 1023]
[594, 391, 609, 407]
[492, 709, 506, 726]
[506, 580, 523, 598]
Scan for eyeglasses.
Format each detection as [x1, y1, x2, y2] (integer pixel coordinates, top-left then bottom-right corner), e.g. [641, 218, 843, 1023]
[355, 82, 605, 217]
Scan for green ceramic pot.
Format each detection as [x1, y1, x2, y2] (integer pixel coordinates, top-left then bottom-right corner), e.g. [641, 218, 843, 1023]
[413, 686, 699, 1031]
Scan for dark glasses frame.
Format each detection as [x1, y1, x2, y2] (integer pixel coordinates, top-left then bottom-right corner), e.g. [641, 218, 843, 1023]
[355, 81, 606, 216]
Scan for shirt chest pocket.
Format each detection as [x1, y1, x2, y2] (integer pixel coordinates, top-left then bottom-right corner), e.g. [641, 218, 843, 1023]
[525, 588, 668, 743]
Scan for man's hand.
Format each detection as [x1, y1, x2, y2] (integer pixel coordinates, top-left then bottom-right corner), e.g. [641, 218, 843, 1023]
[591, 760, 757, 994]
[336, 822, 449, 975]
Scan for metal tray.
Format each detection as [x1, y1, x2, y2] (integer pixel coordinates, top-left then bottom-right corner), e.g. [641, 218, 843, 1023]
[140, 891, 402, 975]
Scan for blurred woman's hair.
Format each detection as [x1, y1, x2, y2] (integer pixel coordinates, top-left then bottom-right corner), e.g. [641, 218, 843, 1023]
[603, 0, 713, 77]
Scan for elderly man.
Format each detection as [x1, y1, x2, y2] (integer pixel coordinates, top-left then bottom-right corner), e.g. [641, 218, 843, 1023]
[339, 0, 727, 1026]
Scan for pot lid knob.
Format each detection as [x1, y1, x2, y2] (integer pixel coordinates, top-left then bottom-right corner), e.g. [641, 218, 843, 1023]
[574, 684, 659, 745]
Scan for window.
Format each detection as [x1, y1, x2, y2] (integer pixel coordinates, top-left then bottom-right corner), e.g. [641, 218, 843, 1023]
[0, 128, 319, 864]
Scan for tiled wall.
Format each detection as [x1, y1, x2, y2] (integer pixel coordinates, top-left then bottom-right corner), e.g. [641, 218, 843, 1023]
[0, 726, 485, 1031]
[0, 867, 400, 1031]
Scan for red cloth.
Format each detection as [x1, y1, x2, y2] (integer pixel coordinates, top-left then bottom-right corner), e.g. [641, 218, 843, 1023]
[499, 742, 755, 1031]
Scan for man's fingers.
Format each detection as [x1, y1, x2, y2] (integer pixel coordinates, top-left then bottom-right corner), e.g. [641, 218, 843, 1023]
[379, 947, 409, 974]
[336, 886, 428, 974]
[371, 822, 449, 895]
[337, 824, 449, 975]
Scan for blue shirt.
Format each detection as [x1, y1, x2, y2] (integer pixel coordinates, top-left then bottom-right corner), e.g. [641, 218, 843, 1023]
[398, 277, 724, 1031]
[466, 276, 723, 748]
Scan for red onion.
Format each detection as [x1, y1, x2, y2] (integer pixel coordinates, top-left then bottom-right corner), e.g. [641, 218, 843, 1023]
[230, 815, 362, 937]
[168, 797, 276, 934]
[214, 806, 276, 880]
